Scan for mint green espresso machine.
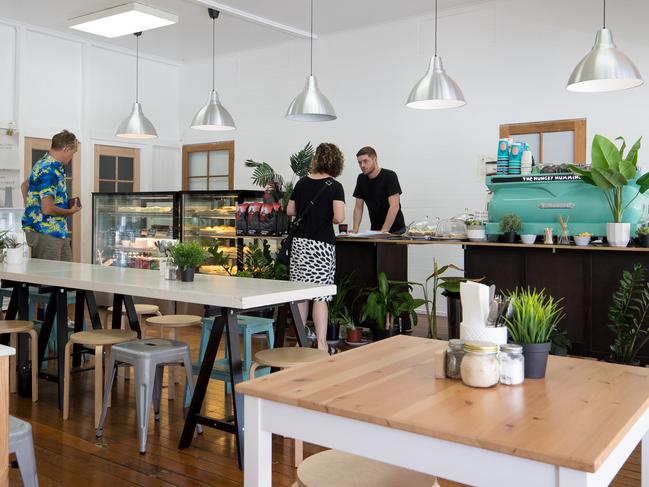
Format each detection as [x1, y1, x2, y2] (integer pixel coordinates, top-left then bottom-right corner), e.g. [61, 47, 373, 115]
[485, 173, 649, 237]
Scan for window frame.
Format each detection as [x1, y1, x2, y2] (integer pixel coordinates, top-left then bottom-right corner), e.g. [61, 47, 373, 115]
[182, 141, 234, 191]
[93, 145, 140, 193]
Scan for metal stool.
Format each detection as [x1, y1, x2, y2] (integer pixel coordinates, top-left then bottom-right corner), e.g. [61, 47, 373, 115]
[250, 347, 329, 467]
[63, 329, 137, 428]
[145, 315, 202, 400]
[296, 450, 439, 487]
[0, 320, 38, 402]
[9, 415, 39, 487]
[96, 338, 195, 453]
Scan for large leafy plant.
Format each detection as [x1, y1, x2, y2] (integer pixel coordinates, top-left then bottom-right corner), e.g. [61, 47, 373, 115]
[608, 263, 649, 364]
[328, 273, 357, 326]
[570, 135, 649, 223]
[360, 272, 426, 330]
[504, 288, 564, 344]
[237, 240, 288, 280]
[245, 142, 314, 208]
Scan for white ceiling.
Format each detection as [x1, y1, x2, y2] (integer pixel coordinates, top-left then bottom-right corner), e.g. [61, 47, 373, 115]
[0, 0, 483, 61]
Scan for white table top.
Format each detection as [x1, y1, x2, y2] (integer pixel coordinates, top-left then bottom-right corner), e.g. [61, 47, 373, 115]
[0, 259, 336, 310]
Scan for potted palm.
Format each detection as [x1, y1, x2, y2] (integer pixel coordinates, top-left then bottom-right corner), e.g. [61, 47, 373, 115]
[168, 241, 206, 282]
[570, 135, 649, 247]
[499, 214, 522, 243]
[504, 287, 564, 378]
[339, 307, 362, 343]
[327, 273, 357, 342]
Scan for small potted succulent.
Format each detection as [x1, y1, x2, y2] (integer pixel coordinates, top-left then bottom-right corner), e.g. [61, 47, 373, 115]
[339, 307, 362, 343]
[637, 226, 649, 248]
[168, 241, 206, 282]
[466, 219, 486, 242]
[574, 232, 592, 247]
[499, 214, 523, 243]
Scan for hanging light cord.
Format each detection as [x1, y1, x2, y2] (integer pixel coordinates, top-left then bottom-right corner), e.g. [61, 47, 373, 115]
[434, 0, 438, 56]
[603, 0, 606, 28]
[212, 15, 216, 91]
[310, 0, 314, 75]
[135, 32, 140, 103]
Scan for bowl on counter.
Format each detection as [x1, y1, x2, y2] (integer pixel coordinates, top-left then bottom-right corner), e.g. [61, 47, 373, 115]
[574, 235, 591, 246]
[520, 234, 537, 244]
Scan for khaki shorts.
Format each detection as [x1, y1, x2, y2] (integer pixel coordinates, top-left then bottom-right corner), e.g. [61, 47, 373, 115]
[25, 231, 72, 262]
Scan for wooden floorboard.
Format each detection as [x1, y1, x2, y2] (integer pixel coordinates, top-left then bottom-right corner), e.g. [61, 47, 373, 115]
[6, 318, 643, 486]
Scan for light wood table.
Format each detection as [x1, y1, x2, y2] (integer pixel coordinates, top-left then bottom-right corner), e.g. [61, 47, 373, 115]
[238, 335, 649, 487]
[0, 344, 14, 487]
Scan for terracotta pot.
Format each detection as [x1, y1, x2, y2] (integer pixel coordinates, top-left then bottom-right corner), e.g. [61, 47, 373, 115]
[346, 328, 363, 343]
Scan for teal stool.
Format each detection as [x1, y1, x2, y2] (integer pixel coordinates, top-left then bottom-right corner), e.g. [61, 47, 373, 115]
[183, 314, 275, 406]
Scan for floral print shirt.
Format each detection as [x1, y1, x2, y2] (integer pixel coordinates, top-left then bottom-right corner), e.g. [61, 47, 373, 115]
[22, 153, 69, 239]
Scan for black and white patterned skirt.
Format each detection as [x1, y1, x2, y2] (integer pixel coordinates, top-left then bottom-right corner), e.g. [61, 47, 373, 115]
[289, 237, 336, 302]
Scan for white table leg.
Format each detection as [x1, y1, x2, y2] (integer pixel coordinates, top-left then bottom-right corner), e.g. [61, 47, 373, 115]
[557, 467, 590, 486]
[643, 431, 649, 486]
[244, 396, 272, 487]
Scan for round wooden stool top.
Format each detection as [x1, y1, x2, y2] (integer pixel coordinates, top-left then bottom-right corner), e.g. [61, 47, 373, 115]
[145, 315, 202, 328]
[107, 304, 160, 315]
[69, 329, 137, 346]
[297, 450, 438, 487]
[253, 347, 328, 369]
[0, 320, 34, 334]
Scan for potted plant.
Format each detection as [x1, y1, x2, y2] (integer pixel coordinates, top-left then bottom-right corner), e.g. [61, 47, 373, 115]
[360, 272, 426, 341]
[466, 219, 486, 242]
[637, 226, 649, 248]
[339, 307, 362, 343]
[168, 241, 206, 282]
[2, 233, 23, 265]
[327, 273, 357, 342]
[570, 135, 649, 247]
[499, 214, 522, 243]
[607, 263, 649, 365]
[504, 287, 564, 378]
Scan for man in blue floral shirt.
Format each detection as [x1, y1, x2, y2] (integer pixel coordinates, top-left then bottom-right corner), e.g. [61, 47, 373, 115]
[22, 130, 81, 261]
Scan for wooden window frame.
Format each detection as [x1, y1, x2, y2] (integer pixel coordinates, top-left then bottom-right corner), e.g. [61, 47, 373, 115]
[499, 118, 587, 164]
[182, 141, 234, 191]
[94, 145, 140, 192]
[24, 137, 82, 262]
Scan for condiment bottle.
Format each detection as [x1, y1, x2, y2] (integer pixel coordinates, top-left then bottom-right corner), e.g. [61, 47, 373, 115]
[445, 339, 464, 379]
[460, 341, 500, 388]
[498, 343, 524, 385]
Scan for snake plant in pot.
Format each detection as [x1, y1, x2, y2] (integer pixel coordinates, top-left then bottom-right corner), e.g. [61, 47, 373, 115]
[570, 135, 649, 247]
[504, 287, 564, 378]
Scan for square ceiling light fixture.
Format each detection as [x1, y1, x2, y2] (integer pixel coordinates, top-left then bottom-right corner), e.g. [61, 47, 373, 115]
[68, 2, 177, 38]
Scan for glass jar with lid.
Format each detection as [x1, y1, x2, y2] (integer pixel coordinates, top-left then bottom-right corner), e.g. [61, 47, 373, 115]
[436, 218, 467, 239]
[445, 339, 464, 379]
[460, 341, 500, 388]
[498, 343, 524, 385]
[406, 217, 437, 238]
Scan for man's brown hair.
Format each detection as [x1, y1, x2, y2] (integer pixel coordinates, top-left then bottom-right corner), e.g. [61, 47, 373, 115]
[356, 146, 377, 159]
[311, 143, 344, 178]
[51, 130, 78, 151]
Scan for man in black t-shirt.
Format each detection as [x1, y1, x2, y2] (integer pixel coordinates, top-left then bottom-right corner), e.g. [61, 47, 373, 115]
[352, 146, 406, 234]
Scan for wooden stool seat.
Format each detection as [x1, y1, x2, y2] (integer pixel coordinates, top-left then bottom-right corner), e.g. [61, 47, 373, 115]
[145, 315, 202, 328]
[0, 320, 38, 402]
[107, 304, 160, 315]
[0, 320, 35, 334]
[296, 450, 439, 487]
[69, 329, 137, 346]
[252, 348, 329, 369]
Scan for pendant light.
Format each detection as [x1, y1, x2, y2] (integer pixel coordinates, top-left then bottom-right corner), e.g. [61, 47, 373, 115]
[191, 9, 236, 131]
[116, 32, 158, 139]
[406, 0, 466, 109]
[567, 0, 642, 92]
[286, 0, 336, 122]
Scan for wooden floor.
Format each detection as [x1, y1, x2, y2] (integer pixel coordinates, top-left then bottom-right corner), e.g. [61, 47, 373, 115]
[7, 319, 643, 486]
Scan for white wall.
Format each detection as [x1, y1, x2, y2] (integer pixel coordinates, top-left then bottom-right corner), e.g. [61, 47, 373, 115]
[178, 0, 649, 313]
[0, 17, 183, 262]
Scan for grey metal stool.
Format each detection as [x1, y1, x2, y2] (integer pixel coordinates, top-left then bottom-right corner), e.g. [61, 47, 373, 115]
[95, 338, 195, 453]
[9, 415, 38, 487]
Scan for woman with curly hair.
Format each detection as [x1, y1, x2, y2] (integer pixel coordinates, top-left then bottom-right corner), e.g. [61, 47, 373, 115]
[287, 143, 346, 352]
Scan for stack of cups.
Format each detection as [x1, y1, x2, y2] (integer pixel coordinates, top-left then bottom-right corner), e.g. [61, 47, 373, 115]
[521, 149, 533, 174]
[497, 138, 510, 175]
[508, 142, 523, 175]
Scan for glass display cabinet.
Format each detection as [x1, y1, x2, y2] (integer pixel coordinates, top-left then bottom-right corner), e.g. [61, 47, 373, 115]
[180, 190, 265, 275]
[0, 208, 23, 233]
[92, 192, 179, 269]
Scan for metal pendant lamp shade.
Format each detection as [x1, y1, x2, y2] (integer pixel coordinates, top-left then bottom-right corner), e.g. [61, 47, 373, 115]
[406, 55, 466, 109]
[285, 0, 336, 122]
[406, 0, 465, 110]
[116, 32, 157, 139]
[567, 27, 643, 92]
[191, 9, 235, 131]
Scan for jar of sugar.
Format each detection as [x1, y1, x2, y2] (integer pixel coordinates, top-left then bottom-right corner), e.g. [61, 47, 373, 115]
[460, 341, 499, 388]
[498, 343, 524, 385]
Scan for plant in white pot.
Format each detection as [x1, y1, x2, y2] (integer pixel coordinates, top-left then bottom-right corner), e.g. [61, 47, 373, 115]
[570, 135, 649, 247]
[466, 219, 486, 242]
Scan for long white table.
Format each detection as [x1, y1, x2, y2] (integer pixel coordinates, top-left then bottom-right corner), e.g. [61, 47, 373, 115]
[0, 259, 335, 465]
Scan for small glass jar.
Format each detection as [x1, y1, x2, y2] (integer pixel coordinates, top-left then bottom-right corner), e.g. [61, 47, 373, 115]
[499, 343, 524, 385]
[460, 341, 500, 388]
[445, 339, 464, 379]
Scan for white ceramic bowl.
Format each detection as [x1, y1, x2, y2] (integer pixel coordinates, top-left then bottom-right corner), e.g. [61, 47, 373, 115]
[574, 235, 590, 246]
[520, 234, 537, 244]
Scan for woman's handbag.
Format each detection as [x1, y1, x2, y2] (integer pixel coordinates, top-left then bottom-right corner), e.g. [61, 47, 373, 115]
[276, 179, 333, 266]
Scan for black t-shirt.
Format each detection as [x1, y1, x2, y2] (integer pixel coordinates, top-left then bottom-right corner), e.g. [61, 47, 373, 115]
[290, 176, 345, 245]
[352, 168, 405, 233]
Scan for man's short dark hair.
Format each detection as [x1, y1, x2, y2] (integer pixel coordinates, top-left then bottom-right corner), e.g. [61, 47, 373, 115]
[356, 146, 377, 159]
[51, 130, 78, 150]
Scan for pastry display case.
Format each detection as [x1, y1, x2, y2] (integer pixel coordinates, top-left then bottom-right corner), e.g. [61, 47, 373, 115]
[92, 192, 179, 269]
